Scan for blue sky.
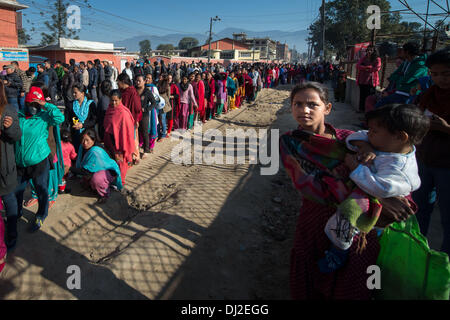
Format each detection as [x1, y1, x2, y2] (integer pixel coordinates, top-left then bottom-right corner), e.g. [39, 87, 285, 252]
[20, 0, 441, 45]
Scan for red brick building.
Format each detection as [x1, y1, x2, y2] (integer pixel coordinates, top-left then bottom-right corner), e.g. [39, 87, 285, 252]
[0, 0, 29, 70]
[28, 38, 138, 72]
[189, 38, 250, 57]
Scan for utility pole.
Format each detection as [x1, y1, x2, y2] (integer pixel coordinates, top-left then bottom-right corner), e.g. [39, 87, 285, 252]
[208, 16, 221, 65]
[252, 39, 255, 63]
[321, 0, 325, 61]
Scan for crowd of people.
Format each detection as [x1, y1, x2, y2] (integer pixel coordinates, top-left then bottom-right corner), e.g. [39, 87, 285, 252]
[1, 42, 448, 300]
[281, 44, 449, 299]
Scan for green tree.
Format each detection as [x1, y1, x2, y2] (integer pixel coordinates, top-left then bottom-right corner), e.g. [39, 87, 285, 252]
[18, 28, 31, 45]
[40, 0, 80, 45]
[178, 37, 199, 50]
[157, 44, 175, 50]
[307, 0, 424, 60]
[139, 39, 152, 57]
[156, 43, 175, 55]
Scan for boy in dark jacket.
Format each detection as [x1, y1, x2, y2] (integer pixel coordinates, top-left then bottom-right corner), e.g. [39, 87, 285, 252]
[1, 65, 23, 111]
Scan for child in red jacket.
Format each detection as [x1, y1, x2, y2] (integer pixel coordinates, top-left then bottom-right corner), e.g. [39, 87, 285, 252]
[58, 129, 77, 194]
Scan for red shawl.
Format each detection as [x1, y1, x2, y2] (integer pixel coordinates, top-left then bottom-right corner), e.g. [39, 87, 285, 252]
[103, 103, 135, 163]
[120, 86, 142, 124]
[193, 80, 205, 112]
[170, 83, 180, 113]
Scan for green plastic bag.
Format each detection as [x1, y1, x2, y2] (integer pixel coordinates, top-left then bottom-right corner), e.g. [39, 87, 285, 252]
[375, 215, 450, 300]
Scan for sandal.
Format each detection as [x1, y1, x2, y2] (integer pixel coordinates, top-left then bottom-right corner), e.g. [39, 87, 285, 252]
[49, 200, 56, 209]
[24, 198, 38, 207]
[97, 197, 107, 204]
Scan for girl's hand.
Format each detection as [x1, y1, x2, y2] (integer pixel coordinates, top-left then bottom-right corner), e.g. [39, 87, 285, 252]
[32, 98, 46, 106]
[430, 115, 450, 133]
[3, 116, 13, 128]
[114, 153, 124, 162]
[376, 196, 415, 227]
[431, 114, 449, 127]
[73, 122, 83, 130]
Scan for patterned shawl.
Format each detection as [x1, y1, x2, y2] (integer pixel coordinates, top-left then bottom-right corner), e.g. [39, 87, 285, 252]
[280, 127, 382, 234]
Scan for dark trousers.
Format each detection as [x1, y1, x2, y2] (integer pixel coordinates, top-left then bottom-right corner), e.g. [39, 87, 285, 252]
[412, 161, 450, 255]
[18, 95, 25, 112]
[139, 112, 150, 152]
[358, 84, 374, 112]
[89, 86, 98, 105]
[157, 109, 167, 138]
[335, 82, 346, 102]
[7, 97, 19, 112]
[3, 159, 50, 239]
[48, 85, 57, 104]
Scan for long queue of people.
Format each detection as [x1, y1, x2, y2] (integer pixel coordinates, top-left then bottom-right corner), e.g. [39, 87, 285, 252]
[0, 57, 301, 270]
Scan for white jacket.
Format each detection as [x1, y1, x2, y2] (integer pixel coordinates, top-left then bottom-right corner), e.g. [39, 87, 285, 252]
[346, 130, 421, 198]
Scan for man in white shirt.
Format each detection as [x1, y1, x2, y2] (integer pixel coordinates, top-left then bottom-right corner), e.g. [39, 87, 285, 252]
[123, 62, 134, 82]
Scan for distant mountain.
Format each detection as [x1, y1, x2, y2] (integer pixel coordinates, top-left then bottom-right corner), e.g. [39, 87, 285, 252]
[114, 27, 309, 54]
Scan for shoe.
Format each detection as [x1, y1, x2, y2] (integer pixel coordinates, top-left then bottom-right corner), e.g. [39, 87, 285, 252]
[97, 197, 107, 204]
[324, 213, 358, 250]
[318, 246, 349, 273]
[6, 236, 17, 251]
[29, 218, 44, 233]
[24, 198, 38, 207]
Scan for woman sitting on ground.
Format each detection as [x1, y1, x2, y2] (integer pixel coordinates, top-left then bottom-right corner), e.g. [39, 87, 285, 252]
[71, 129, 122, 204]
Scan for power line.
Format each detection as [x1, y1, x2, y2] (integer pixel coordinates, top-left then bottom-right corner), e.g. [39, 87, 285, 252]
[21, 0, 149, 41]
[221, 10, 317, 18]
[70, 0, 194, 34]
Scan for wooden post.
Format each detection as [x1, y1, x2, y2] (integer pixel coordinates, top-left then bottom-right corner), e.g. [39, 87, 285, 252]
[380, 55, 387, 89]
[432, 30, 438, 52]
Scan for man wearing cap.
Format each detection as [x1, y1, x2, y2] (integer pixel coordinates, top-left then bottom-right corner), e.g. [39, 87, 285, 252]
[2, 86, 64, 236]
[0, 65, 23, 111]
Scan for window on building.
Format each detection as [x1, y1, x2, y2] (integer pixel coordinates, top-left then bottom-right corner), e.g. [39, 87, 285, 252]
[239, 51, 252, 58]
[220, 51, 234, 59]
